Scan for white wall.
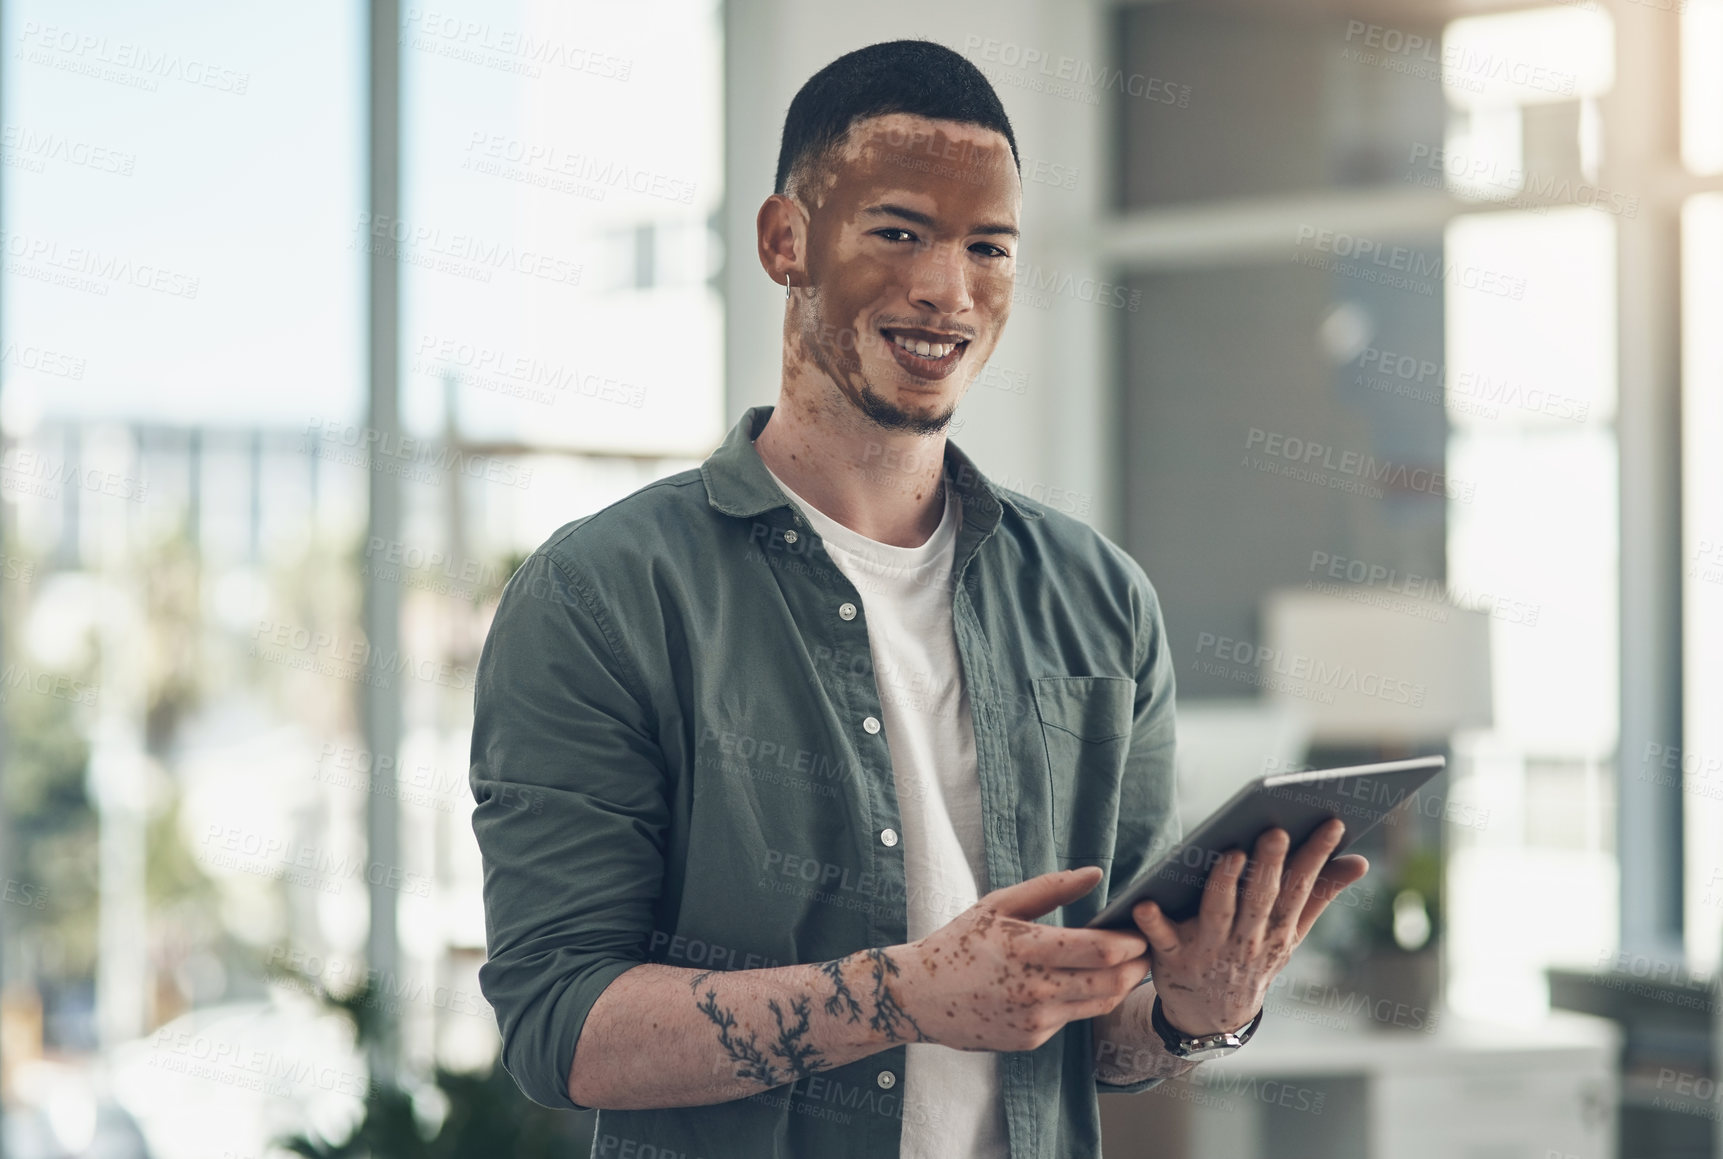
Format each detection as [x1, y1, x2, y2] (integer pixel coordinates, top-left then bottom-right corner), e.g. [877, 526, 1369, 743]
[722, 0, 1125, 539]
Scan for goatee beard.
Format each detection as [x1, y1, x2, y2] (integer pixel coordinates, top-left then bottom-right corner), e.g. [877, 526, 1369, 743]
[855, 385, 956, 436]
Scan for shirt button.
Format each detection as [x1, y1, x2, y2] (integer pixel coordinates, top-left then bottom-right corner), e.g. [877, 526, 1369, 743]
[880, 828, 898, 847]
[784, 529, 799, 545]
[839, 602, 857, 620]
[863, 716, 881, 734]
[876, 1070, 897, 1090]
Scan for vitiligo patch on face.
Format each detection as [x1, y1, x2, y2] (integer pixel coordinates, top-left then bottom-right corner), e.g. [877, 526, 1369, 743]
[784, 113, 1021, 433]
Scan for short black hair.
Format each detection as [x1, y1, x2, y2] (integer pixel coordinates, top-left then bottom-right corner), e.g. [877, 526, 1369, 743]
[774, 39, 1020, 198]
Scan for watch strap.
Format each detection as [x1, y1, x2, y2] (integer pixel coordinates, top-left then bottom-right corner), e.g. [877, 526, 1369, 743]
[1151, 994, 1264, 1056]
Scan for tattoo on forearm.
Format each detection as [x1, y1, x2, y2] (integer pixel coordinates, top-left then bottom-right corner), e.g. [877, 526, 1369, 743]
[862, 948, 928, 1043]
[767, 996, 822, 1078]
[694, 984, 777, 1084]
[690, 974, 827, 1087]
[818, 957, 865, 1023]
[688, 948, 929, 1090]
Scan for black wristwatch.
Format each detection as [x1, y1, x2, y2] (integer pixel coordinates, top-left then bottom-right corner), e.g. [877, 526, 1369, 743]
[1150, 995, 1264, 1061]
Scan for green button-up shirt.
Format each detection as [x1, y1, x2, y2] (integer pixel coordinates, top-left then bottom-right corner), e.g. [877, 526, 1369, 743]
[470, 404, 1181, 1158]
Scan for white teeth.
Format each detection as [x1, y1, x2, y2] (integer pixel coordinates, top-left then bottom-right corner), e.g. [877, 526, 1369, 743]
[890, 333, 957, 359]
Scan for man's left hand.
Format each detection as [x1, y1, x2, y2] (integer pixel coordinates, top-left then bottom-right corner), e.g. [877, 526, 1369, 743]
[1130, 818, 1370, 1035]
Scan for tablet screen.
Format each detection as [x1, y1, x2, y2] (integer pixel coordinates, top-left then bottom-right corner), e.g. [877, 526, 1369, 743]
[1086, 755, 1446, 929]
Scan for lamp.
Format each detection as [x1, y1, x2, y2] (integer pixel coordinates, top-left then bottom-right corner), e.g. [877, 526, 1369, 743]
[1259, 588, 1494, 746]
[1258, 586, 1494, 1029]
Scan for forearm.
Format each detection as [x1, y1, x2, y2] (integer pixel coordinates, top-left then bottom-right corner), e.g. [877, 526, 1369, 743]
[569, 945, 919, 1110]
[1090, 980, 1201, 1088]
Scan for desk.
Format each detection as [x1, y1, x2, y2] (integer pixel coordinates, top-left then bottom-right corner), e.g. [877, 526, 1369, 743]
[1099, 1008, 1620, 1159]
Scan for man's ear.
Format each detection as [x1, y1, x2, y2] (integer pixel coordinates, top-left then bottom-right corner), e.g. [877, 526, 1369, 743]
[757, 193, 807, 289]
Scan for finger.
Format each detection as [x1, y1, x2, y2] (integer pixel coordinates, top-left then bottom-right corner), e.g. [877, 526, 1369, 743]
[984, 866, 1105, 921]
[1267, 819, 1345, 934]
[1062, 990, 1145, 1024]
[1132, 900, 1181, 957]
[1009, 924, 1149, 969]
[1294, 854, 1369, 942]
[1313, 854, 1369, 897]
[1198, 848, 1246, 934]
[1234, 828, 1290, 936]
[1044, 959, 1151, 1006]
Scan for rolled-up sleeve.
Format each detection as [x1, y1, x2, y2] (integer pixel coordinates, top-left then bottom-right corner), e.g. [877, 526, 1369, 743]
[1096, 563, 1181, 1096]
[470, 550, 669, 1111]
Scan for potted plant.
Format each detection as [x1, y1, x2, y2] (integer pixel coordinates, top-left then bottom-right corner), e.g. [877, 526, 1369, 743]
[1348, 843, 1444, 1033]
[272, 971, 594, 1158]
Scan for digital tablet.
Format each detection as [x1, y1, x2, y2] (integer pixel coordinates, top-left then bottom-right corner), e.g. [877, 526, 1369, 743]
[1086, 755, 1447, 930]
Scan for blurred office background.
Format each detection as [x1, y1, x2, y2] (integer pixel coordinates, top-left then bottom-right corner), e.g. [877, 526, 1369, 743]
[0, 0, 1717, 1156]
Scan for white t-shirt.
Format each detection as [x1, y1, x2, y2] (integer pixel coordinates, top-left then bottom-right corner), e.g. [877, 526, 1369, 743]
[761, 460, 1010, 1158]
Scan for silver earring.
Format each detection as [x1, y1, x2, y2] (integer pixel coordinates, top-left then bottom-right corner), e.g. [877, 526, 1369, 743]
[784, 273, 791, 300]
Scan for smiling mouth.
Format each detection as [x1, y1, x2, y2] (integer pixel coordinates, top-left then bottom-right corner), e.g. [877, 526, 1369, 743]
[880, 326, 970, 362]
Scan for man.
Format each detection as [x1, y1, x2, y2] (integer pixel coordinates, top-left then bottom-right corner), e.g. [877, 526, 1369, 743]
[470, 39, 1368, 1158]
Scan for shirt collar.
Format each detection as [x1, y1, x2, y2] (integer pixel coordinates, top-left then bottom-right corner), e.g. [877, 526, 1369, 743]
[700, 404, 1044, 524]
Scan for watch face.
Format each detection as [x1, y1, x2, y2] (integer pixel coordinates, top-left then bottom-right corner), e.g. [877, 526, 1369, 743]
[1154, 996, 1260, 1060]
[1180, 1042, 1243, 1062]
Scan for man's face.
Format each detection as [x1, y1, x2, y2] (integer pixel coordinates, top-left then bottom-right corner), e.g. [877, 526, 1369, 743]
[787, 113, 1021, 435]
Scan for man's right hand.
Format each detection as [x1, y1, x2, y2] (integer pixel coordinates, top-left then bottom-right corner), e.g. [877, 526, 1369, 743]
[892, 866, 1150, 1053]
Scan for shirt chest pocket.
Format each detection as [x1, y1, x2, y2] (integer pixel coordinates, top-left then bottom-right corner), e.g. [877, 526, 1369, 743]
[1032, 675, 1136, 862]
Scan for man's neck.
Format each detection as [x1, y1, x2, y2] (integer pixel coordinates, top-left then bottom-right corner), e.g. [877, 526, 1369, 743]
[753, 393, 949, 549]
